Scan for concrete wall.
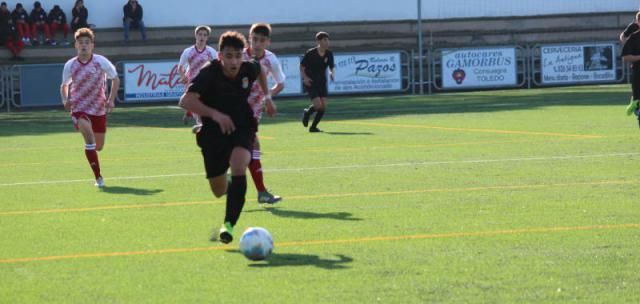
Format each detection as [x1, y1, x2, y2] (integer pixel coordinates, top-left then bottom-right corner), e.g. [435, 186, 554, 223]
[5, 0, 638, 28]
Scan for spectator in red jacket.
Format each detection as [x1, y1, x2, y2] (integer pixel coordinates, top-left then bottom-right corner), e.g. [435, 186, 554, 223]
[48, 4, 69, 45]
[11, 2, 30, 44]
[70, 0, 88, 33]
[29, 1, 52, 45]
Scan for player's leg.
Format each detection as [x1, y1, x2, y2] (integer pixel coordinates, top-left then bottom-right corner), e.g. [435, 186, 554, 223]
[302, 86, 319, 127]
[628, 70, 640, 117]
[309, 96, 325, 132]
[76, 117, 103, 186]
[218, 146, 251, 244]
[248, 136, 282, 205]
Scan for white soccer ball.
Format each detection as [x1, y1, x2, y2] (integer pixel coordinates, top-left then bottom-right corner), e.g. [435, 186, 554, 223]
[239, 227, 273, 261]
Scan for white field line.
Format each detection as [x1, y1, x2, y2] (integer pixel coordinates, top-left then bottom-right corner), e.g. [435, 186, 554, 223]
[0, 152, 638, 187]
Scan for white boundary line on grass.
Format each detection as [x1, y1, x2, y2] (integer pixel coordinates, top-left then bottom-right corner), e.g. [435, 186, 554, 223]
[1, 152, 638, 187]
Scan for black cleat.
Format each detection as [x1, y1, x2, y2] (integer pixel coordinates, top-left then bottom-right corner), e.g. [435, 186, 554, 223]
[309, 127, 322, 133]
[302, 109, 310, 127]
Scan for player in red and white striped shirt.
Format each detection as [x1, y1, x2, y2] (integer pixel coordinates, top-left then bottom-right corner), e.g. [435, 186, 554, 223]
[60, 28, 120, 188]
[179, 25, 218, 130]
[243, 23, 285, 204]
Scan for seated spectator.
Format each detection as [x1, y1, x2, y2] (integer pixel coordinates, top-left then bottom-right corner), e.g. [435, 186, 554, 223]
[29, 1, 52, 45]
[70, 0, 87, 33]
[48, 4, 69, 45]
[0, 1, 8, 19]
[1, 2, 25, 60]
[123, 0, 145, 42]
[11, 2, 30, 45]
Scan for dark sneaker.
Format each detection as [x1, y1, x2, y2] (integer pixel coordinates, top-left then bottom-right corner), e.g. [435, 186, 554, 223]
[309, 127, 322, 133]
[302, 109, 310, 127]
[258, 190, 282, 205]
[215, 222, 234, 244]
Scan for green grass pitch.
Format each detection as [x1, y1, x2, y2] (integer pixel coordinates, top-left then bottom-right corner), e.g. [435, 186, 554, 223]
[0, 84, 638, 303]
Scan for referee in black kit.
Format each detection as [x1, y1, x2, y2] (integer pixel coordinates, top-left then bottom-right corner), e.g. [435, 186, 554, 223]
[300, 31, 335, 132]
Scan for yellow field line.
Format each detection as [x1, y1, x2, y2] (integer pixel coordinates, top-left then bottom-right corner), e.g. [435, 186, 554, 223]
[1, 223, 637, 264]
[0, 179, 636, 217]
[335, 121, 603, 139]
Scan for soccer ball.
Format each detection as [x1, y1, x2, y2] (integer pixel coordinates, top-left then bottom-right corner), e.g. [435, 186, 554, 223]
[239, 227, 273, 261]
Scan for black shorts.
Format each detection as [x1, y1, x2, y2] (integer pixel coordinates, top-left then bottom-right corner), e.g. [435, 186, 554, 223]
[196, 125, 255, 178]
[305, 80, 328, 99]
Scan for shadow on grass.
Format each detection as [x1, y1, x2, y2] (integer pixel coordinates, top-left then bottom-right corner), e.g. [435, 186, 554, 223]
[245, 207, 362, 221]
[0, 85, 629, 137]
[226, 249, 353, 269]
[100, 186, 164, 196]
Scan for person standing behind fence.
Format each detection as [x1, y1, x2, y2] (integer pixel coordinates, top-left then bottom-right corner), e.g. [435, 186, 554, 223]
[11, 3, 30, 45]
[29, 1, 52, 45]
[48, 5, 69, 45]
[60, 28, 120, 188]
[123, 0, 146, 43]
[1, 2, 25, 61]
[70, 0, 88, 33]
[300, 31, 335, 133]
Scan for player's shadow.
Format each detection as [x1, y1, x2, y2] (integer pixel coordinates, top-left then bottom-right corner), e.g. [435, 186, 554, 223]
[324, 131, 374, 136]
[100, 186, 163, 196]
[226, 250, 353, 269]
[247, 207, 362, 221]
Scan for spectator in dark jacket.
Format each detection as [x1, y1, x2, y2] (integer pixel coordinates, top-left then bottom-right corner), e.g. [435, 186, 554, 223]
[29, 1, 52, 45]
[70, 0, 88, 33]
[123, 0, 146, 42]
[11, 2, 30, 44]
[1, 2, 25, 60]
[48, 4, 69, 44]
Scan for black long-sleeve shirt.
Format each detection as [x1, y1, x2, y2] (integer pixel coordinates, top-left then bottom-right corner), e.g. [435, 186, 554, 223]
[48, 8, 66, 24]
[71, 7, 88, 26]
[123, 2, 143, 22]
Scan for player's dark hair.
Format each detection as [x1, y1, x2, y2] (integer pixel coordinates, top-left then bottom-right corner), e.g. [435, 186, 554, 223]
[315, 31, 329, 40]
[1, 2, 7, 7]
[74, 27, 95, 42]
[218, 31, 246, 51]
[195, 25, 212, 36]
[250, 23, 272, 38]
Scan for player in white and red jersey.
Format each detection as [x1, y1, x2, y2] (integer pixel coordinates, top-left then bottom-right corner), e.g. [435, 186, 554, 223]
[60, 28, 120, 188]
[178, 25, 218, 129]
[243, 23, 285, 205]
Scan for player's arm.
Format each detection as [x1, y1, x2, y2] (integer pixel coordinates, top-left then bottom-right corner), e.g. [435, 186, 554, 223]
[623, 55, 640, 63]
[257, 66, 277, 117]
[269, 56, 286, 97]
[328, 52, 335, 81]
[107, 77, 120, 113]
[178, 50, 189, 83]
[60, 62, 72, 111]
[100, 57, 120, 113]
[300, 64, 312, 86]
[179, 92, 235, 134]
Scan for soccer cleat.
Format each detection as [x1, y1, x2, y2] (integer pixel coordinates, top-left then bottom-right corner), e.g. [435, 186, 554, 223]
[258, 190, 282, 205]
[94, 177, 105, 188]
[216, 222, 234, 244]
[626, 98, 638, 116]
[309, 127, 322, 133]
[302, 109, 310, 127]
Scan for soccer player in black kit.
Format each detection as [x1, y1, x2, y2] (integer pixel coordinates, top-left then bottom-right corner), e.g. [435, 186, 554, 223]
[179, 31, 275, 243]
[300, 31, 335, 132]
